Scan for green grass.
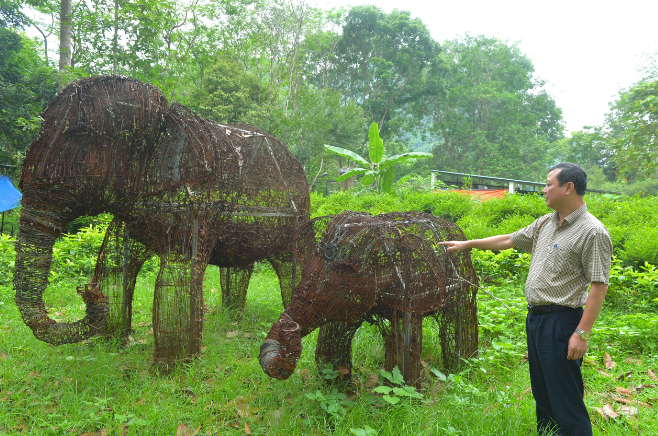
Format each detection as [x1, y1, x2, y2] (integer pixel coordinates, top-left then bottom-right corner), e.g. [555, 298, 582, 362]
[1, 264, 657, 435]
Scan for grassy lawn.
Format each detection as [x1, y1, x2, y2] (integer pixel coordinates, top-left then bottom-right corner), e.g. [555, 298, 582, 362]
[1, 263, 657, 435]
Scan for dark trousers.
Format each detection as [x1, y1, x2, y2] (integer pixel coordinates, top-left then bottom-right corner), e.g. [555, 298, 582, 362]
[526, 308, 592, 436]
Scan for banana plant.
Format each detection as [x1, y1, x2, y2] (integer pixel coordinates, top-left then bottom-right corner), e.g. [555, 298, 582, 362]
[324, 122, 432, 194]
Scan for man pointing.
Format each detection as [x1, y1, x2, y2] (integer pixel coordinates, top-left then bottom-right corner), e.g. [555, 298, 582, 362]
[440, 163, 612, 436]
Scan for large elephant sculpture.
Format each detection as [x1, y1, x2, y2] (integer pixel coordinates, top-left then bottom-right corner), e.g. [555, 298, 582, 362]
[13, 76, 309, 363]
[259, 211, 478, 386]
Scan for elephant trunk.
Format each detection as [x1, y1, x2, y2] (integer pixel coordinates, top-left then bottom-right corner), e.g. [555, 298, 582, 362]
[13, 206, 109, 345]
[259, 313, 302, 380]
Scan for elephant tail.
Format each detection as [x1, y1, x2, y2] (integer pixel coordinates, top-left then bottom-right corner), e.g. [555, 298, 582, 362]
[259, 313, 302, 380]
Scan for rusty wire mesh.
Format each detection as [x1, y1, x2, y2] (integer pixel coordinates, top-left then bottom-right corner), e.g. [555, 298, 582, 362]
[14, 76, 309, 362]
[261, 211, 478, 386]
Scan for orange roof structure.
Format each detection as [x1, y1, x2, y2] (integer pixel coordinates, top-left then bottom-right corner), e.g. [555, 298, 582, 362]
[447, 189, 508, 201]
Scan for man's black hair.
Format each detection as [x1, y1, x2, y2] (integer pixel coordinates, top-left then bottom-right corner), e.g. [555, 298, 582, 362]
[549, 162, 587, 196]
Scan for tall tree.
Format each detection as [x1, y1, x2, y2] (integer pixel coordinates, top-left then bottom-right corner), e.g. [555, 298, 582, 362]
[550, 127, 616, 181]
[607, 79, 658, 180]
[0, 6, 57, 173]
[59, 0, 72, 80]
[331, 6, 437, 136]
[424, 35, 563, 179]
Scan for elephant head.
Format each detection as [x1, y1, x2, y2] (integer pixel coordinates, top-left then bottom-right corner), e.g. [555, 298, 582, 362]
[13, 76, 169, 344]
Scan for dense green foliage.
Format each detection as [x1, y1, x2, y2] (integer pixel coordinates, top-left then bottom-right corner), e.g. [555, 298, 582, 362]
[421, 36, 563, 178]
[10, 0, 571, 185]
[311, 190, 658, 267]
[0, 27, 57, 174]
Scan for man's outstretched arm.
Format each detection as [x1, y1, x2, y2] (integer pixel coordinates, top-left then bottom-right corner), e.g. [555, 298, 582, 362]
[439, 234, 516, 252]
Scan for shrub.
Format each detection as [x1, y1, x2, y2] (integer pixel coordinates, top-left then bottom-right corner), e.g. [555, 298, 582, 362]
[0, 233, 15, 286]
[401, 191, 475, 222]
[312, 190, 658, 267]
[622, 227, 658, 266]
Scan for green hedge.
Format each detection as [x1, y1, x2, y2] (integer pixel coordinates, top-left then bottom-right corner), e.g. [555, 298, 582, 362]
[310, 190, 658, 267]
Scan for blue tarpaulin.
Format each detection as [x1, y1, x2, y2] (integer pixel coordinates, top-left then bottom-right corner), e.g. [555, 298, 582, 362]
[0, 175, 22, 213]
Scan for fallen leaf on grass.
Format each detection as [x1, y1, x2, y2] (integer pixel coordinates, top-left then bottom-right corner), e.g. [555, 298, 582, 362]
[613, 395, 650, 407]
[604, 352, 616, 370]
[618, 405, 639, 417]
[176, 422, 199, 436]
[596, 369, 614, 378]
[593, 407, 606, 420]
[337, 366, 350, 379]
[226, 395, 258, 418]
[0, 353, 8, 361]
[226, 331, 241, 339]
[245, 422, 252, 434]
[625, 357, 643, 365]
[615, 387, 632, 397]
[646, 398, 658, 404]
[603, 404, 618, 419]
[648, 369, 658, 381]
[616, 371, 633, 381]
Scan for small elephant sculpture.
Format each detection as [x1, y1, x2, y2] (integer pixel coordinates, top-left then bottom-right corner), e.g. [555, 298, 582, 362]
[13, 76, 309, 364]
[259, 211, 479, 386]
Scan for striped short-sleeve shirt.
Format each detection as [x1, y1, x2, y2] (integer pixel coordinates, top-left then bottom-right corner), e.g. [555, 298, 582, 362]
[509, 204, 613, 308]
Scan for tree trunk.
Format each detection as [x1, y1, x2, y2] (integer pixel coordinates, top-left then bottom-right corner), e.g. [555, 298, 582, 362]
[113, 0, 119, 74]
[59, 0, 73, 89]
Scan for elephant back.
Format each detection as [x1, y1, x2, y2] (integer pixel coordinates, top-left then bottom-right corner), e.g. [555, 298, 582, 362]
[297, 211, 478, 316]
[145, 103, 310, 260]
[22, 76, 168, 184]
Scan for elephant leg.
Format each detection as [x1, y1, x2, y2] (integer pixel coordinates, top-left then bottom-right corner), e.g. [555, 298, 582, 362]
[153, 254, 207, 364]
[434, 309, 457, 371]
[267, 256, 300, 308]
[315, 321, 363, 383]
[220, 264, 254, 311]
[95, 219, 152, 338]
[383, 309, 424, 388]
[434, 290, 479, 372]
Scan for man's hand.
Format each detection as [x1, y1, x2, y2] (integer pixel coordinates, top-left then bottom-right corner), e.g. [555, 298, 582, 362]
[438, 240, 470, 252]
[567, 332, 588, 360]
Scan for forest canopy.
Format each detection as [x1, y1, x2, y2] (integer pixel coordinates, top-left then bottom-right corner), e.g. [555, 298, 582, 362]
[1, 0, 656, 192]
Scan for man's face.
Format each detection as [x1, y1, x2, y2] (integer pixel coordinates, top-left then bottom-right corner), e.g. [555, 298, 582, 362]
[542, 169, 572, 210]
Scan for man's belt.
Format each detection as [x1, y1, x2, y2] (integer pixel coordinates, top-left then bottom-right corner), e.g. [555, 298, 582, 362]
[527, 304, 578, 314]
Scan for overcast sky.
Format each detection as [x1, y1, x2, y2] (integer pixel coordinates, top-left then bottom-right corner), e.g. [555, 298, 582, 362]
[310, 0, 658, 134]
